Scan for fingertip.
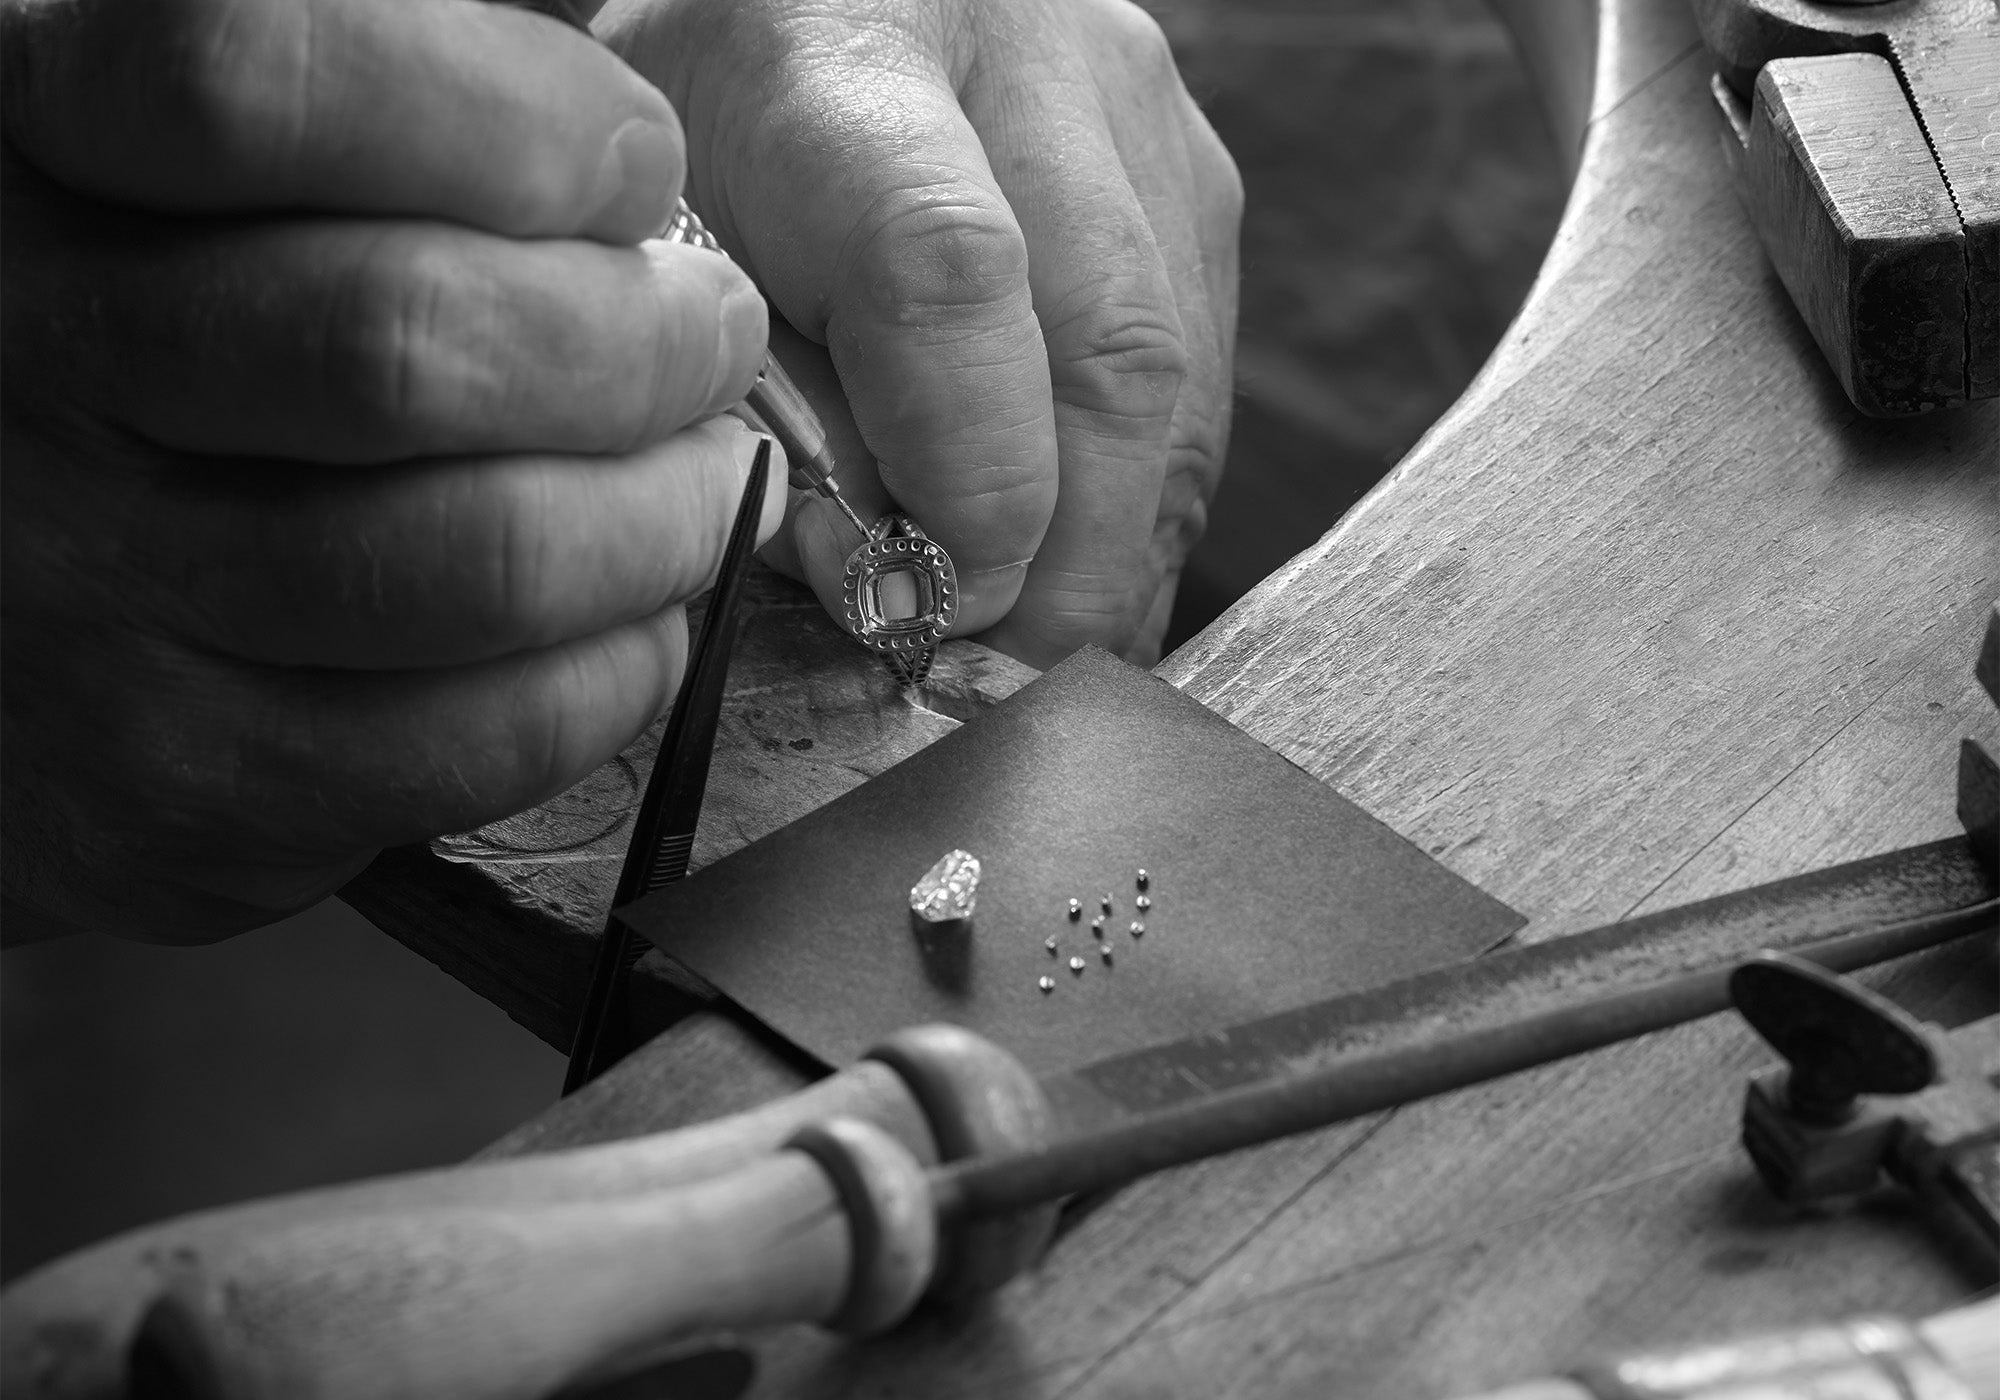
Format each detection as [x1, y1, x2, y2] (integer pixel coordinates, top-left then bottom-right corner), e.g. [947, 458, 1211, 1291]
[793, 496, 862, 628]
[713, 415, 789, 547]
[648, 603, 692, 723]
[6, 0, 694, 239]
[751, 431, 788, 548]
[583, 114, 683, 242]
[646, 240, 768, 420]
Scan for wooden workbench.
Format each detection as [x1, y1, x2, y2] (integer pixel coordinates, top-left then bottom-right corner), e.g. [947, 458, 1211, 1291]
[345, 0, 2000, 1393]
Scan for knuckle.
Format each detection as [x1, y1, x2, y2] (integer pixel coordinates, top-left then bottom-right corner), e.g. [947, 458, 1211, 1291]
[1093, 0, 1178, 82]
[842, 189, 1031, 325]
[1046, 293, 1189, 425]
[158, 0, 313, 169]
[1185, 107, 1245, 223]
[399, 463, 556, 656]
[1209, 142, 1246, 222]
[1170, 401, 1231, 484]
[488, 468, 559, 644]
[502, 656, 574, 806]
[1035, 582, 1149, 655]
[324, 236, 493, 445]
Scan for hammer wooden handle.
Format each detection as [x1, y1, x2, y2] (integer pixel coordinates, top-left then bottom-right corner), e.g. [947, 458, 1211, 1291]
[2, 1025, 1052, 1400]
[130, 1119, 936, 1400]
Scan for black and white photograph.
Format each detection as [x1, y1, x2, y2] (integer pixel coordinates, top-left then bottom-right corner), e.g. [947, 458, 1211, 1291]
[3, 0, 1995, 1394]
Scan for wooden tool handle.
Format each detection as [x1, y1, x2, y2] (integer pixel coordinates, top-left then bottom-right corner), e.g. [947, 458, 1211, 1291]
[129, 1118, 936, 1400]
[3, 1025, 1053, 1400]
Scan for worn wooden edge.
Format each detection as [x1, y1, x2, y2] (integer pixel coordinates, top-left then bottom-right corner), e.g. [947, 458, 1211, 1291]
[342, 566, 1039, 1052]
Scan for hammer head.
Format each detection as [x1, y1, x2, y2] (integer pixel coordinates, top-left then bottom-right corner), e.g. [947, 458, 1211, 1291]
[1694, 0, 2000, 416]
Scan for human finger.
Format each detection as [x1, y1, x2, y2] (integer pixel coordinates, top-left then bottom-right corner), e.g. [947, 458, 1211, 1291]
[1133, 91, 1241, 662]
[9, 600, 695, 929]
[1096, 50, 1244, 662]
[953, 10, 1194, 664]
[612, 6, 1060, 635]
[212, 606, 697, 850]
[11, 193, 767, 463]
[98, 417, 786, 669]
[0, 0, 680, 241]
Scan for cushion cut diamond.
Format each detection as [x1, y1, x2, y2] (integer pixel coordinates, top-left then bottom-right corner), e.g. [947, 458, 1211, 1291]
[909, 849, 980, 927]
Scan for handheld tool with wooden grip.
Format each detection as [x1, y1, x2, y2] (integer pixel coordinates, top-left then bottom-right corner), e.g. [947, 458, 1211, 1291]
[1, 1026, 1057, 1400]
[7, 888, 1992, 1400]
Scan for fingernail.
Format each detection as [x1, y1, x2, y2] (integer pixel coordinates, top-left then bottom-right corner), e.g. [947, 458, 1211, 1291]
[589, 118, 679, 239]
[729, 420, 788, 548]
[707, 275, 769, 415]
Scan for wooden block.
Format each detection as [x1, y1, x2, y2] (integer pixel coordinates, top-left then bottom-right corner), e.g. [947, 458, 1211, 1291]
[1740, 53, 1967, 416]
[1694, 0, 2000, 411]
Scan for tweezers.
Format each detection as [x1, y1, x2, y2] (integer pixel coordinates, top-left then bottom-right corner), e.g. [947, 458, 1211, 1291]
[562, 439, 772, 1094]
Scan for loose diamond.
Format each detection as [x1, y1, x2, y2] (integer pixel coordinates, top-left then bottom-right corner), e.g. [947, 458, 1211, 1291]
[909, 849, 980, 928]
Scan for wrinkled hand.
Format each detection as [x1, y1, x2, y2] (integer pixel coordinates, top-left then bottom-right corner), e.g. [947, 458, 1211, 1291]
[603, 0, 1241, 666]
[0, 0, 780, 942]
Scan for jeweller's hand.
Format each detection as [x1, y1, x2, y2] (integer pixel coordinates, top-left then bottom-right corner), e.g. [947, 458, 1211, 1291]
[601, 0, 1241, 667]
[0, 0, 783, 941]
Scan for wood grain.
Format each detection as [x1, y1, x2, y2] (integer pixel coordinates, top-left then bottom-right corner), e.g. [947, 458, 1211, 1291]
[345, 0, 2000, 1395]
[342, 569, 1036, 1050]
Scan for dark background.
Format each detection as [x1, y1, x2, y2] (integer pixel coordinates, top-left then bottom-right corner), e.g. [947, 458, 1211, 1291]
[1, 0, 1564, 1281]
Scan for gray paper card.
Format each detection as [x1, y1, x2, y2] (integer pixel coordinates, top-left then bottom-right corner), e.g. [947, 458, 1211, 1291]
[622, 647, 1523, 1078]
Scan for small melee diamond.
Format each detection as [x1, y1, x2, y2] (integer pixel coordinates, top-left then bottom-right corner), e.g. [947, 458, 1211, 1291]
[1135, 894, 1152, 911]
[1136, 869, 1150, 889]
[1130, 921, 1145, 938]
[1091, 916, 1106, 935]
[1068, 955, 1086, 975]
[1039, 975, 1056, 994]
[1067, 898, 1083, 920]
[1099, 945, 1114, 964]
[1101, 894, 1114, 914]
[909, 849, 979, 929]
[1044, 936, 1059, 954]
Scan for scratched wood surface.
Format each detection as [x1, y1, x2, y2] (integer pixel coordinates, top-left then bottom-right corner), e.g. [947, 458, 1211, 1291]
[343, 573, 1037, 1051]
[346, 0, 2000, 1394]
